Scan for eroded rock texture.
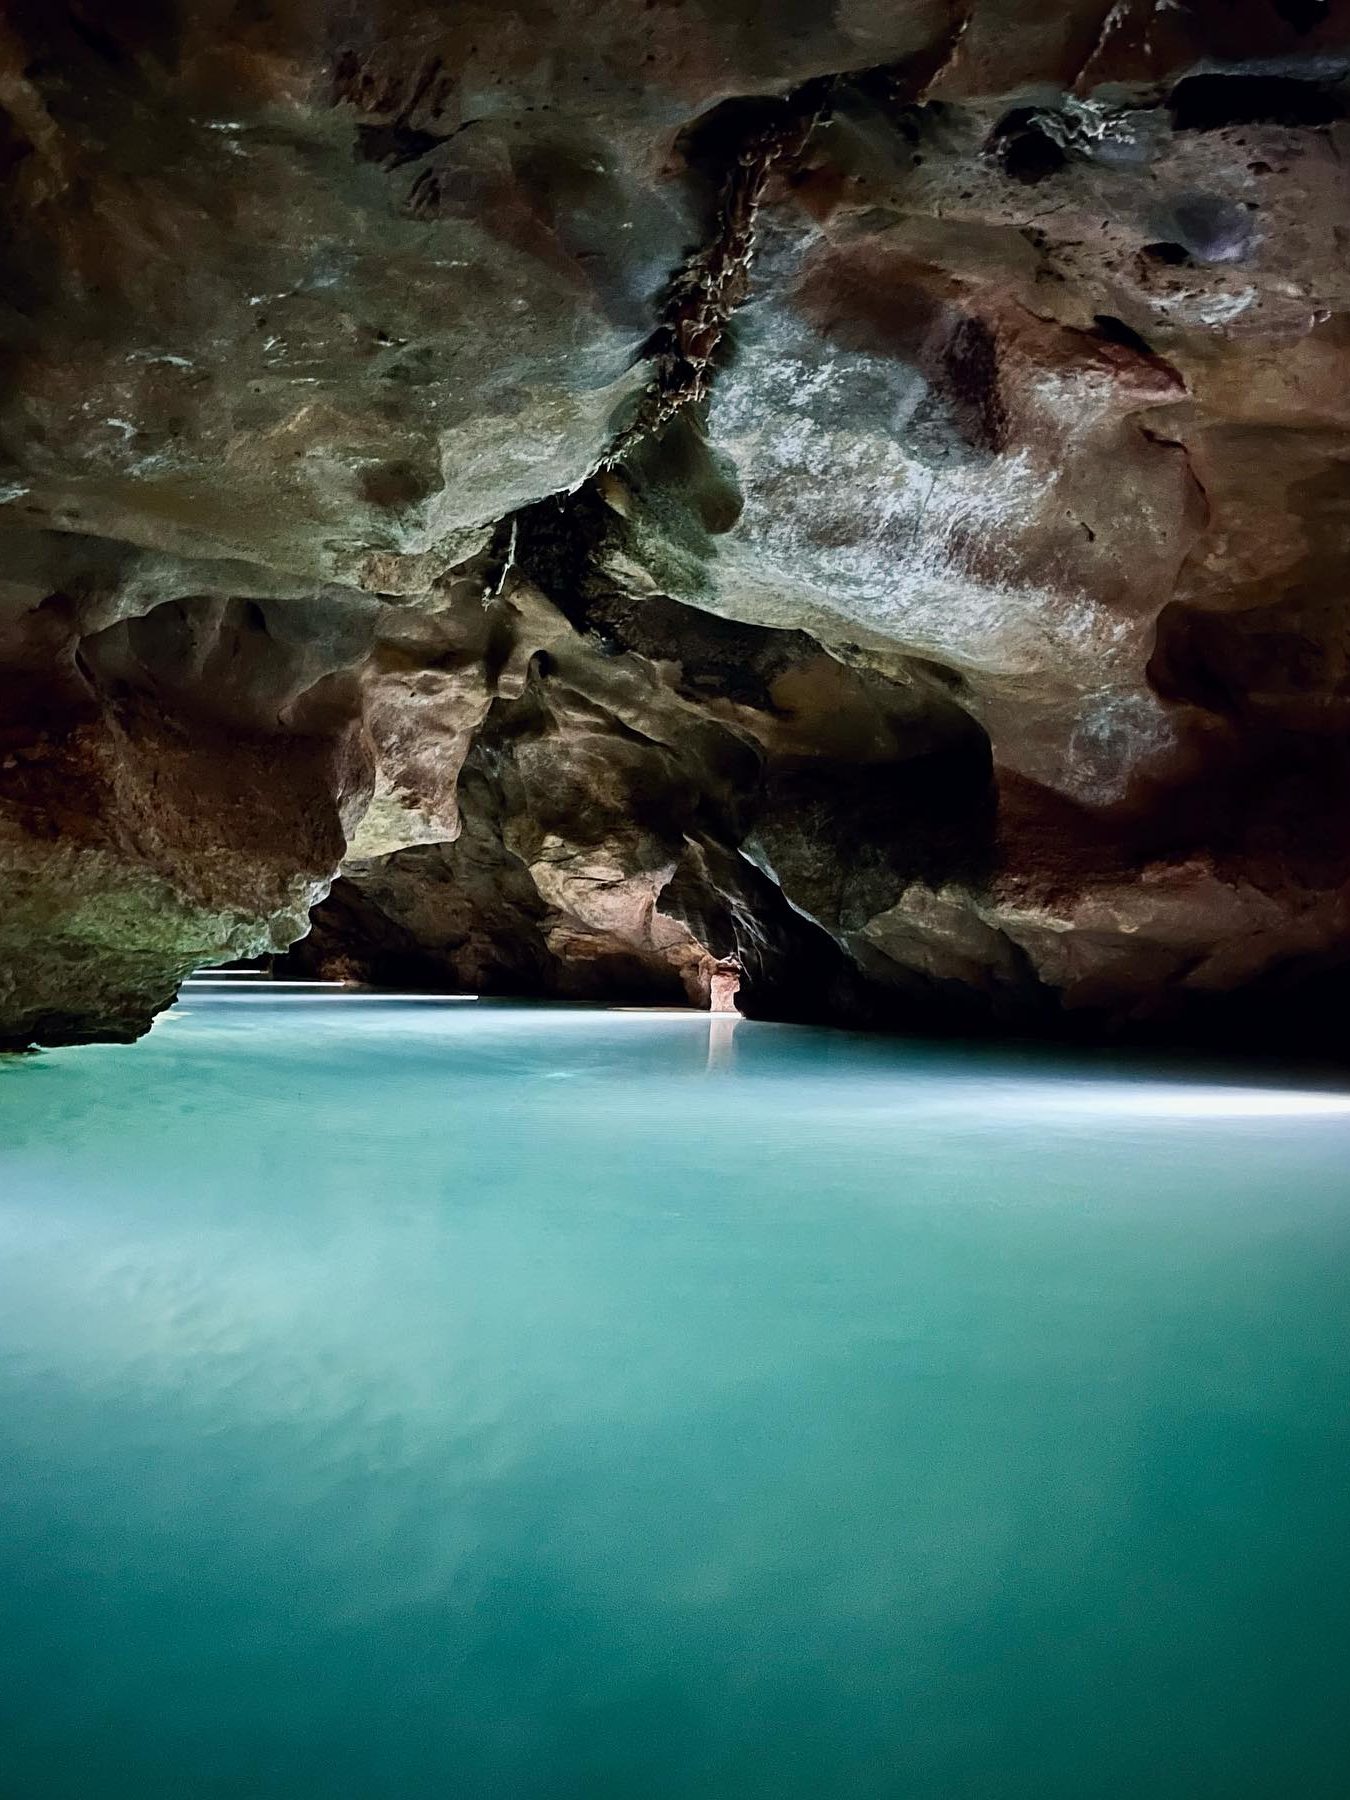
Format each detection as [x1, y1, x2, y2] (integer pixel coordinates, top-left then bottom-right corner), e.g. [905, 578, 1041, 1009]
[3, 1, 1350, 1048]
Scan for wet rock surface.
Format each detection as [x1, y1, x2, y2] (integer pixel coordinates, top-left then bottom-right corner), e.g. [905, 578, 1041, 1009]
[2, 1, 1349, 1049]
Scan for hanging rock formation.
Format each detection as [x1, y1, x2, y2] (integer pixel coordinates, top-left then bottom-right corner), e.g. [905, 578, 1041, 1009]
[2, 1, 1350, 1048]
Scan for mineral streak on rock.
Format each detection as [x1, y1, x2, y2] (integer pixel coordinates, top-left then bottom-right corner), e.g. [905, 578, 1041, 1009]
[2, 2, 1350, 1050]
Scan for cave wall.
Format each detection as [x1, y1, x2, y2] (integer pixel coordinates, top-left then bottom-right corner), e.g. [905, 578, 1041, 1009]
[2, 1, 1350, 1048]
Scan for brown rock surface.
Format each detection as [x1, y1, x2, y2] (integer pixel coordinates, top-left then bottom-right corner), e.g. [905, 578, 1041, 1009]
[2, 1, 1349, 1048]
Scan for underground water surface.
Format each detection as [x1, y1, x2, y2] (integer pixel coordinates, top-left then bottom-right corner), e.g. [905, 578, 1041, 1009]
[1, 992, 1349, 1799]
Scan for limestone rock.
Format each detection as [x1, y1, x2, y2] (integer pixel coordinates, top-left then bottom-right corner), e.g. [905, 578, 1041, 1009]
[2, 1, 1349, 1049]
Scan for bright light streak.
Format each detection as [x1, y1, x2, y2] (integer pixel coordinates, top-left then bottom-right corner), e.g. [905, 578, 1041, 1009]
[1037, 1085, 1350, 1119]
[182, 979, 349, 990]
[912, 1080, 1350, 1123]
[177, 988, 480, 1001]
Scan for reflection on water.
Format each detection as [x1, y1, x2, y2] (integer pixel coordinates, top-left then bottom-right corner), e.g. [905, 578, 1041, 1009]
[2, 995, 1349, 1800]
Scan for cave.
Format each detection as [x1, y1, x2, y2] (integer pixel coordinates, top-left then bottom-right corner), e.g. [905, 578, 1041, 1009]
[2, 2, 1349, 1053]
[2, 4, 1350, 1796]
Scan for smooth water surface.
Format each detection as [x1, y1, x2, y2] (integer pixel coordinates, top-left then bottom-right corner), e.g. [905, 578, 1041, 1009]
[2, 992, 1350, 1799]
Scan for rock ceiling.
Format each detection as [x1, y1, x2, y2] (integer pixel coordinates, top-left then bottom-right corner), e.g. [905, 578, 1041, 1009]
[2, 1, 1349, 1049]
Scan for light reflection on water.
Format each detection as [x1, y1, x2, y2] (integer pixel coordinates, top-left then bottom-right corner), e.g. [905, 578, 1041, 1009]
[1, 996, 1349, 1800]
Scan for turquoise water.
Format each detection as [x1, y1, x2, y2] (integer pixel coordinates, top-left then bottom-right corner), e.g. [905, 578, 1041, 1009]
[2, 992, 1350, 1800]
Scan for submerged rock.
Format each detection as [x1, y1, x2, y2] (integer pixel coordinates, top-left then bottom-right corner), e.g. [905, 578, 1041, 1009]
[2, 1, 1349, 1048]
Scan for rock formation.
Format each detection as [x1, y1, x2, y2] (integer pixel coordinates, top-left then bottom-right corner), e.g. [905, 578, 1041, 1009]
[3, 1, 1350, 1049]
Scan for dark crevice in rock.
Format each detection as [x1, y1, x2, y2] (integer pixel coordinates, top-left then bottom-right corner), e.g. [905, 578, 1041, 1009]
[1168, 71, 1348, 131]
[608, 40, 975, 468]
[1273, 0, 1331, 31]
[354, 121, 450, 169]
[510, 487, 621, 637]
[65, 11, 136, 71]
[985, 108, 1070, 185]
[608, 94, 824, 461]
[10, 0, 181, 76]
[1091, 313, 1157, 356]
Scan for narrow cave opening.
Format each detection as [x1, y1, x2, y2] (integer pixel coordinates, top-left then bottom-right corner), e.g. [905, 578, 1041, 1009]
[985, 107, 1068, 184]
